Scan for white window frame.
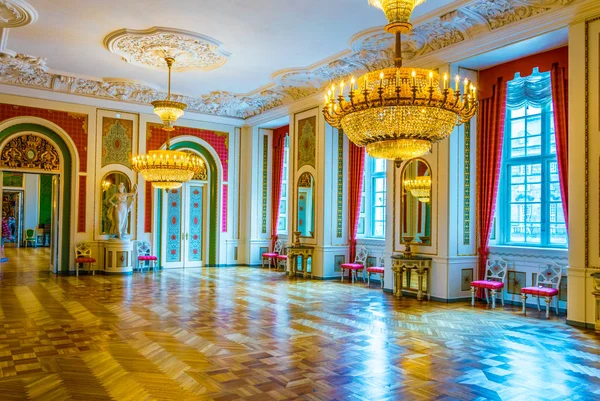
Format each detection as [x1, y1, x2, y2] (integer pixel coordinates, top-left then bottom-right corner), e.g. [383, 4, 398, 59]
[498, 96, 566, 248]
[277, 135, 290, 235]
[357, 155, 387, 239]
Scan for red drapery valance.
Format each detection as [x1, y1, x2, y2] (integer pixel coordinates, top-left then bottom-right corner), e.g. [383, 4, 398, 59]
[270, 125, 288, 249]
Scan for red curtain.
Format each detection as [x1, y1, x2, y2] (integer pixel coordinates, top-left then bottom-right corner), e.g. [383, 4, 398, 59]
[476, 77, 507, 286]
[551, 63, 569, 230]
[348, 140, 365, 263]
[270, 126, 288, 249]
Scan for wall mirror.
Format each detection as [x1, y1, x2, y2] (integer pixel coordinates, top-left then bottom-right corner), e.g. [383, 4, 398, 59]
[401, 159, 432, 245]
[296, 172, 315, 238]
[100, 172, 131, 235]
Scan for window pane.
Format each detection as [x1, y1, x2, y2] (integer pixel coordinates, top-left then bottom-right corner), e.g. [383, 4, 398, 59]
[374, 158, 386, 173]
[511, 119, 525, 138]
[526, 135, 541, 156]
[374, 177, 386, 192]
[510, 204, 525, 222]
[374, 193, 385, 207]
[509, 223, 525, 243]
[512, 107, 526, 118]
[527, 115, 542, 136]
[526, 183, 542, 202]
[528, 203, 542, 223]
[550, 224, 568, 245]
[527, 106, 541, 115]
[510, 184, 526, 202]
[373, 222, 385, 237]
[524, 223, 542, 244]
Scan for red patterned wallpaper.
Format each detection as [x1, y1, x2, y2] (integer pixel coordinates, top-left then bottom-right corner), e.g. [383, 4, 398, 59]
[222, 185, 228, 233]
[0, 103, 88, 172]
[145, 123, 230, 234]
[0, 103, 89, 234]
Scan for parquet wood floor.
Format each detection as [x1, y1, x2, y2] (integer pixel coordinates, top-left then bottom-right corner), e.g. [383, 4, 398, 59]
[0, 265, 598, 400]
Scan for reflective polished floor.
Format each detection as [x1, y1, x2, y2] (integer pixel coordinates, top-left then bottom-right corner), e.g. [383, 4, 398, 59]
[0, 264, 598, 401]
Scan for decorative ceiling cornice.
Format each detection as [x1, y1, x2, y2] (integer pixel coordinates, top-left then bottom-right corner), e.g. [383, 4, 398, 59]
[0, 0, 576, 119]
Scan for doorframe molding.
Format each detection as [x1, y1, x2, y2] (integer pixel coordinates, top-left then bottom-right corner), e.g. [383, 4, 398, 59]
[155, 140, 221, 266]
[0, 121, 78, 273]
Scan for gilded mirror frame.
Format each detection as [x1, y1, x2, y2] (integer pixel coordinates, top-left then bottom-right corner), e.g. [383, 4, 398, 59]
[400, 157, 432, 246]
[296, 171, 315, 238]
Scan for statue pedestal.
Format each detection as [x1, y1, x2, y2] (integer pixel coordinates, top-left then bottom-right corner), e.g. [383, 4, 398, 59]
[104, 239, 133, 274]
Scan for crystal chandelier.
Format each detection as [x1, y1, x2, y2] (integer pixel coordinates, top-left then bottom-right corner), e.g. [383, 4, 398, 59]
[323, 0, 478, 164]
[404, 175, 431, 203]
[132, 56, 204, 190]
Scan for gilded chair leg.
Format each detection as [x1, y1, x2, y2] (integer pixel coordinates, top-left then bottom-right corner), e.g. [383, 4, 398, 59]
[470, 286, 475, 306]
[341, 269, 344, 282]
[491, 290, 497, 309]
[537, 296, 541, 311]
[545, 296, 551, 318]
[484, 289, 489, 304]
[555, 296, 559, 316]
[501, 290, 505, 306]
[380, 274, 384, 289]
[521, 293, 527, 315]
[367, 273, 370, 287]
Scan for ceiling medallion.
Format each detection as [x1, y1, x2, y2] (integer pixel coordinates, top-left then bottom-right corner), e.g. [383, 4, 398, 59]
[323, 0, 477, 164]
[0, 0, 38, 28]
[103, 27, 231, 72]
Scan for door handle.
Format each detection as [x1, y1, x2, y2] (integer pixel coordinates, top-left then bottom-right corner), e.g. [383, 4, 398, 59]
[185, 233, 189, 240]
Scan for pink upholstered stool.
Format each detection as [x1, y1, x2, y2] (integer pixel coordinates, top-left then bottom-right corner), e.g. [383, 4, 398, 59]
[470, 258, 508, 309]
[366, 257, 385, 289]
[520, 263, 563, 318]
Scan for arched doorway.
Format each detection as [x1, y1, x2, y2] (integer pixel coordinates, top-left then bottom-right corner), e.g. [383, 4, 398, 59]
[155, 140, 221, 266]
[0, 123, 76, 273]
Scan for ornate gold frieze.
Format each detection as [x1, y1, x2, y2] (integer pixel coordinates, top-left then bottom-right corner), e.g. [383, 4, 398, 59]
[0, 134, 60, 171]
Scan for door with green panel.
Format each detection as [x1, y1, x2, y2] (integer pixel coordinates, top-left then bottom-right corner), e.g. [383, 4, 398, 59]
[161, 182, 206, 268]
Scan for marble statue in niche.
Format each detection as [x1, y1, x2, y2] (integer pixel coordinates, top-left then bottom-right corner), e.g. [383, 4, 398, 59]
[106, 182, 137, 239]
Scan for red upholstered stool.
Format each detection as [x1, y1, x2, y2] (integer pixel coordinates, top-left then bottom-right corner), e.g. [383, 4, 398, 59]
[470, 258, 508, 309]
[340, 246, 368, 284]
[521, 263, 564, 318]
[366, 257, 385, 289]
[135, 241, 157, 272]
[262, 240, 283, 269]
[75, 243, 96, 276]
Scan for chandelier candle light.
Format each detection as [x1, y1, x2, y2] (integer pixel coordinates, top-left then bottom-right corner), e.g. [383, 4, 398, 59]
[132, 56, 204, 190]
[323, 0, 478, 164]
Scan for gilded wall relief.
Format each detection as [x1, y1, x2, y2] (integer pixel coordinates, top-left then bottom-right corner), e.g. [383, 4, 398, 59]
[336, 129, 344, 238]
[297, 116, 316, 170]
[0, 134, 60, 171]
[102, 117, 133, 168]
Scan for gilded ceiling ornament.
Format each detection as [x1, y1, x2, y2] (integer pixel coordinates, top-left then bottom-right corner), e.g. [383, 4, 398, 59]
[103, 27, 231, 72]
[297, 172, 313, 188]
[0, 0, 37, 28]
[0, 134, 60, 171]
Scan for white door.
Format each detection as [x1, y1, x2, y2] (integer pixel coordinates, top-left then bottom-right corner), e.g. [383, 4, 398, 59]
[161, 182, 206, 268]
[49, 175, 60, 273]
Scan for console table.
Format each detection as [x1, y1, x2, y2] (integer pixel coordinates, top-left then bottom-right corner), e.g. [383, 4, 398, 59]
[391, 254, 432, 301]
[286, 245, 314, 278]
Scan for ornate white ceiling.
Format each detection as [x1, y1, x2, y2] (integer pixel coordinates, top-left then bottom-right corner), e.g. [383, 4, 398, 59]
[0, 0, 37, 28]
[0, 0, 585, 119]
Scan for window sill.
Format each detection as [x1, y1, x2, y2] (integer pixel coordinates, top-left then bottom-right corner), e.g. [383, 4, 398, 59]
[489, 245, 568, 259]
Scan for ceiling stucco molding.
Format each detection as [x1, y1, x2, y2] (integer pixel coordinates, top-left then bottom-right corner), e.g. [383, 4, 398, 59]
[0, 0, 577, 119]
[0, 0, 37, 28]
[103, 27, 231, 72]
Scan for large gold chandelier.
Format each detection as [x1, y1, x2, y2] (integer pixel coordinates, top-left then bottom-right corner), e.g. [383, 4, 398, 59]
[323, 0, 477, 164]
[404, 175, 431, 203]
[132, 56, 204, 190]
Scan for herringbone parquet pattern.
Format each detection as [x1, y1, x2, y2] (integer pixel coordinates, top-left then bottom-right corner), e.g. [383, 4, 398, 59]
[0, 251, 598, 400]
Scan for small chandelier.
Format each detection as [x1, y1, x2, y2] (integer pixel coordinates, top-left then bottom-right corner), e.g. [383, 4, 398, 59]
[404, 175, 431, 203]
[323, 0, 477, 164]
[132, 56, 204, 190]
